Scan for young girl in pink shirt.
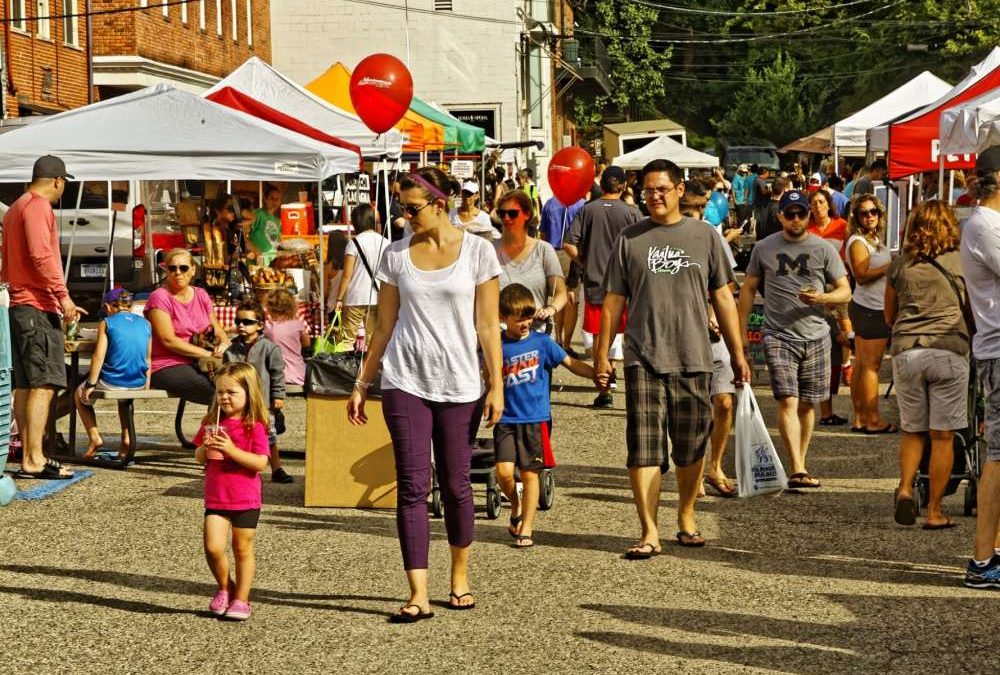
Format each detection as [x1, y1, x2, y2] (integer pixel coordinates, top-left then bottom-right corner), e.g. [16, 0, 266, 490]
[194, 362, 270, 621]
[263, 288, 310, 386]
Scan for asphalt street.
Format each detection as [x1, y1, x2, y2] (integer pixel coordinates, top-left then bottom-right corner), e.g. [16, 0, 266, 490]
[1, 363, 996, 675]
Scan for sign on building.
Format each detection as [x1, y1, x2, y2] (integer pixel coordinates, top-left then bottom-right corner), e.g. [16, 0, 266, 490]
[448, 106, 500, 141]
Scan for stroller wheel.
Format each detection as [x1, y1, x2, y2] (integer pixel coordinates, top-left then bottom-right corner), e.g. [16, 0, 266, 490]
[486, 487, 502, 520]
[916, 479, 930, 509]
[431, 487, 443, 518]
[538, 469, 555, 511]
[964, 479, 977, 517]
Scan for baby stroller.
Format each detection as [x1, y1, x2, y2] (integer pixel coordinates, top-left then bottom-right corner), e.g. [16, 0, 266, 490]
[431, 437, 555, 520]
[914, 362, 984, 517]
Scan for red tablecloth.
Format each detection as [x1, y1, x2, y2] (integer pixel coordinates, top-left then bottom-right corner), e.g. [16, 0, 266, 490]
[215, 302, 323, 337]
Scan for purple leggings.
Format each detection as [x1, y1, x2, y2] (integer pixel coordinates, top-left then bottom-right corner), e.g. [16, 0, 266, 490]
[381, 388, 480, 570]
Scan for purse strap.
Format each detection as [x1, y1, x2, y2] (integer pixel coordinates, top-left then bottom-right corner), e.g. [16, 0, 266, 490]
[354, 241, 380, 292]
[922, 256, 977, 336]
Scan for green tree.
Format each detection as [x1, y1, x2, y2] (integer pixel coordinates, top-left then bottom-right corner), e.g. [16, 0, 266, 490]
[570, 0, 672, 140]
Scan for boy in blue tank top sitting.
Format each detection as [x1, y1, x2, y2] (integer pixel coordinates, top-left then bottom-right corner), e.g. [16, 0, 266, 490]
[495, 283, 601, 548]
[75, 288, 152, 460]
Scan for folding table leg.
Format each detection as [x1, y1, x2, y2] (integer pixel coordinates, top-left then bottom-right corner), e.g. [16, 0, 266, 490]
[175, 399, 195, 449]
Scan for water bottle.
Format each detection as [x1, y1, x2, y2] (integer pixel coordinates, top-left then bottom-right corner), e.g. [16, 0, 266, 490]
[354, 325, 366, 353]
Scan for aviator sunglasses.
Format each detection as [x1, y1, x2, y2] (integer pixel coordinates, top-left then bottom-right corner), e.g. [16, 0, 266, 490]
[498, 208, 522, 220]
[165, 264, 191, 273]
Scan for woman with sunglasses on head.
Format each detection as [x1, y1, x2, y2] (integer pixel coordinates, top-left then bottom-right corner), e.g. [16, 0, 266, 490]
[145, 248, 230, 406]
[845, 194, 895, 434]
[495, 190, 568, 328]
[347, 167, 503, 623]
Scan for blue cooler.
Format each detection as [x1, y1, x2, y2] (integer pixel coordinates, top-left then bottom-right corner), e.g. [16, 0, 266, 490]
[0, 285, 15, 505]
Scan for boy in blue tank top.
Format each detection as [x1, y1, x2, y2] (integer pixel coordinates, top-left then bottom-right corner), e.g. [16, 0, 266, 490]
[495, 283, 601, 548]
[75, 288, 152, 460]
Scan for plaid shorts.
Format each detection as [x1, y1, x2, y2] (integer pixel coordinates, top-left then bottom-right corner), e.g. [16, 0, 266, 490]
[624, 364, 712, 470]
[978, 358, 1000, 462]
[763, 333, 831, 404]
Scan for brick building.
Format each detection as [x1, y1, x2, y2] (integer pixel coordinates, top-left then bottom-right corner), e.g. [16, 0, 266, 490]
[91, 0, 271, 99]
[1, 0, 91, 118]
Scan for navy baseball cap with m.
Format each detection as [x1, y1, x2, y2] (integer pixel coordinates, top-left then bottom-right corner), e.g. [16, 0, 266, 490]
[32, 155, 74, 180]
[778, 189, 808, 214]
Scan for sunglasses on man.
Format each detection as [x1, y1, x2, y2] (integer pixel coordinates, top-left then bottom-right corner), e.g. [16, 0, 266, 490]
[783, 209, 810, 220]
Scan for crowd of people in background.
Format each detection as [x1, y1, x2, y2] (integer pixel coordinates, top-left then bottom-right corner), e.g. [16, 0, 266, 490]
[3, 144, 999, 623]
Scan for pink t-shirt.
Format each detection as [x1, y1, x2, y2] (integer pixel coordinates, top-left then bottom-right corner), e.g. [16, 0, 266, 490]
[144, 286, 214, 372]
[194, 417, 270, 510]
[264, 317, 307, 386]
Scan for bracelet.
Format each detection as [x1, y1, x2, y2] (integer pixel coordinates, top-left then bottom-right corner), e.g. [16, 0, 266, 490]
[353, 380, 372, 390]
[85, 381, 97, 388]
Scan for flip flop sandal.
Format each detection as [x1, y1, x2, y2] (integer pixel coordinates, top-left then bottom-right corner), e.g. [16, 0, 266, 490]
[388, 604, 435, 623]
[893, 489, 918, 526]
[850, 427, 866, 433]
[922, 521, 957, 530]
[624, 542, 662, 560]
[705, 476, 737, 498]
[508, 515, 523, 539]
[447, 592, 476, 610]
[676, 531, 706, 548]
[787, 472, 821, 489]
[864, 423, 898, 435]
[819, 415, 848, 426]
[512, 535, 535, 549]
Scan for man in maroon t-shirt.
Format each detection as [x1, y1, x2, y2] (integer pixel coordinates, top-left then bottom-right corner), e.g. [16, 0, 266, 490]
[1, 155, 85, 479]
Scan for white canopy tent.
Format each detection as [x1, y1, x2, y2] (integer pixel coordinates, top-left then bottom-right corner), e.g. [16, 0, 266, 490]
[0, 84, 360, 326]
[611, 134, 718, 170]
[939, 88, 1000, 155]
[206, 56, 402, 158]
[0, 84, 361, 181]
[834, 71, 950, 155]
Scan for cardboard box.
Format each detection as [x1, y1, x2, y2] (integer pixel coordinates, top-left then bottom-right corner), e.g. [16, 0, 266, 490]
[305, 395, 396, 508]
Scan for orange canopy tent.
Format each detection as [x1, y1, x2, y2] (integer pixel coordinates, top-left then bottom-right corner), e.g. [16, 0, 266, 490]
[307, 62, 449, 152]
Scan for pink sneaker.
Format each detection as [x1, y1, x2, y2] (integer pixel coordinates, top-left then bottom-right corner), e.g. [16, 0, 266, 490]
[208, 589, 229, 616]
[225, 599, 252, 620]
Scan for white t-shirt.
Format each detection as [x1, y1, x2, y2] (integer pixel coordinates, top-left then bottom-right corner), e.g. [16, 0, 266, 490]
[343, 230, 387, 307]
[376, 233, 503, 402]
[845, 233, 890, 310]
[449, 208, 499, 240]
[960, 205, 1000, 359]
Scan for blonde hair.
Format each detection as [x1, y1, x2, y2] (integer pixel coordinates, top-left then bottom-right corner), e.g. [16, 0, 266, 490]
[266, 288, 298, 320]
[203, 362, 270, 431]
[902, 200, 960, 259]
[847, 194, 887, 245]
[162, 248, 194, 266]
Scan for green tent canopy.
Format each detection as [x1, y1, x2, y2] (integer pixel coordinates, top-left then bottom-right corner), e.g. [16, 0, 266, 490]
[409, 96, 485, 153]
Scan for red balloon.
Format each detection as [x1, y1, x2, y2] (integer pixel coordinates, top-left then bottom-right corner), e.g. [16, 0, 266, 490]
[548, 147, 595, 206]
[349, 53, 414, 134]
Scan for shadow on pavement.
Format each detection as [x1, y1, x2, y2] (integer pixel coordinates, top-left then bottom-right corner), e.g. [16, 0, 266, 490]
[577, 593, 996, 672]
[0, 564, 396, 617]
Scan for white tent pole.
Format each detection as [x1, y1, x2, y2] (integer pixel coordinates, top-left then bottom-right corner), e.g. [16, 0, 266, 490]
[64, 179, 85, 281]
[948, 170, 955, 203]
[317, 178, 326, 335]
[938, 153, 946, 199]
[107, 180, 116, 288]
[383, 164, 391, 240]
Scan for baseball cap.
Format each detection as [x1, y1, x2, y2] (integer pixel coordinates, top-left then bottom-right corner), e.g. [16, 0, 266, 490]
[32, 154, 74, 180]
[976, 145, 1000, 173]
[461, 181, 479, 194]
[603, 165, 627, 183]
[102, 287, 131, 305]
[737, 163, 749, 172]
[778, 190, 808, 213]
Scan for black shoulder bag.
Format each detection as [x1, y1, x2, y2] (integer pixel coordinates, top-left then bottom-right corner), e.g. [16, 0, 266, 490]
[924, 256, 977, 338]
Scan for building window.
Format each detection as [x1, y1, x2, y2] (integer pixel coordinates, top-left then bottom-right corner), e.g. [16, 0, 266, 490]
[139, 0, 147, 7]
[433, 0, 452, 9]
[215, 0, 221, 36]
[36, 0, 50, 39]
[62, 0, 78, 46]
[181, 0, 188, 23]
[10, 0, 26, 32]
[245, 0, 252, 46]
[529, 44, 543, 129]
[199, 0, 205, 29]
[162, 0, 168, 18]
[230, 0, 236, 40]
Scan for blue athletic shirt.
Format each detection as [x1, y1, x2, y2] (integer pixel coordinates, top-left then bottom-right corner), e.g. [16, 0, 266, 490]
[500, 331, 567, 424]
[101, 312, 151, 388]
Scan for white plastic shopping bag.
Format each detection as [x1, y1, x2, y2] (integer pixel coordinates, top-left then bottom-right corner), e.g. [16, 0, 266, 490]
[734, 384, 788, 498]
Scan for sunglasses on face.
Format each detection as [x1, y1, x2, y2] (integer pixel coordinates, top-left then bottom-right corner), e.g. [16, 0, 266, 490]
[784, 210, 810, 220]
[234, 318, 261, 327]
[641, 185, 677, 199]
[498, 209, 522, 220]
[856, 207, 879, 218]
[166, 264, 191, 273]
[402, 202, 432, 218]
